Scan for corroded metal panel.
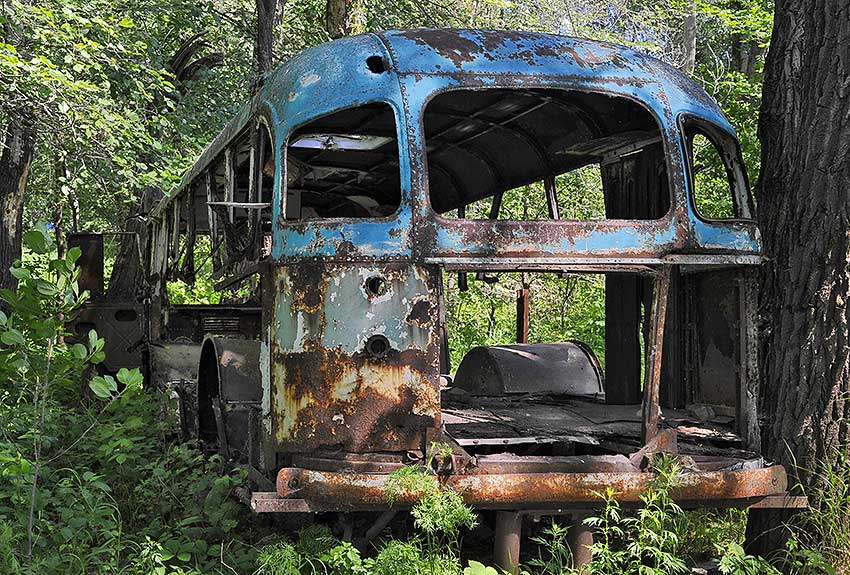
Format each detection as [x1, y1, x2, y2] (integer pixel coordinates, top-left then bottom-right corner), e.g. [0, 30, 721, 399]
[269, 263, 441, 452]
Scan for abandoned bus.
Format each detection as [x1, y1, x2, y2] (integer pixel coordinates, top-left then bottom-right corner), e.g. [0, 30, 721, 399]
[68, 29, 798, 568]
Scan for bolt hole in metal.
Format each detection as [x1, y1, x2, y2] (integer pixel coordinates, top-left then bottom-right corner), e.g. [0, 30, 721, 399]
[365, 334, 390, 359]
[366, 55, 387, 74]
[366, 275, 388, 297]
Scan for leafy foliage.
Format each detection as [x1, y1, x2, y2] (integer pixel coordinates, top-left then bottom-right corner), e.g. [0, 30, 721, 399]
[0, 229, 258, 573]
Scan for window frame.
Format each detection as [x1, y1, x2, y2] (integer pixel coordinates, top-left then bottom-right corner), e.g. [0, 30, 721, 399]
[419, 85, 676, 225]
[679, 114, 755, 223]
[278, 100, 406, 225]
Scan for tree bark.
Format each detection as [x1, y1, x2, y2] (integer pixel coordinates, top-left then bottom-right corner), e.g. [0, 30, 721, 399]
[0, 118, 35, 298]
[326, 0, 362, 39]
[682, 0, 697, 74]
[746, 0, 850, 556]
[255, 0, 277, 77]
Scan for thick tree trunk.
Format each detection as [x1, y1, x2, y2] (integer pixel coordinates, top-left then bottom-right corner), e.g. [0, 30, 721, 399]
[746, 0, 850, 556]
[326, 0, 362, 39]
[254, 0, 276, 77]
[0, 118, 34, 297]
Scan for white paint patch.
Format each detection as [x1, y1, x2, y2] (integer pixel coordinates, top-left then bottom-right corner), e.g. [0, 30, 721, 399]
[293, 312, 307, 351]
[299, 71, 321, 87]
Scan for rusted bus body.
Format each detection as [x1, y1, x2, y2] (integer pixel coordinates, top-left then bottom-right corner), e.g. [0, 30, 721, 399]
[68, 30, 793, 552]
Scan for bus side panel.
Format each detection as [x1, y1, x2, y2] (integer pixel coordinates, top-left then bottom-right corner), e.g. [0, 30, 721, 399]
[268, 263, 441, 453]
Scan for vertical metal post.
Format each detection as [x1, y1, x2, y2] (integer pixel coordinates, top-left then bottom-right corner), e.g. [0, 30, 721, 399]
[457, 205, 468, 292]
[737, 273, 761, 451]
[516, 288, 530, 343]
[489, 191, 503, 219]
[494, 511, 522, 574]
[206, 170, 222, 275]
[567, 518, 593, 574]
[224, 147, 235, 223]
[249, 122, 262, 260]
[642, 265, 671, 444]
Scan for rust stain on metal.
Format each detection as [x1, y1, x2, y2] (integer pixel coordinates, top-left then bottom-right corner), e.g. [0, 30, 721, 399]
[274, 465, 788, 511]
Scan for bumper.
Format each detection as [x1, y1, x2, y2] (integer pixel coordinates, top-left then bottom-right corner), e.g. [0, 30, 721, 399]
[251, 464, 796, 513]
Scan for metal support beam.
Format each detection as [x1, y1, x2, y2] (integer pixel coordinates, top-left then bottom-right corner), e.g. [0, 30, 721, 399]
[457, 205, 468, 291]
[494, 511, 522, 574]
[642, 266, 671, 444]
[275, 465, 788, 511]
[516, 288, 529, 343]
[568, 515, 593, 573]
[544, 177, 560, 220]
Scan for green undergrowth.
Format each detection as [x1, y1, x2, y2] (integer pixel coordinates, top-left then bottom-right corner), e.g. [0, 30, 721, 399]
[0, 227, 270, 574]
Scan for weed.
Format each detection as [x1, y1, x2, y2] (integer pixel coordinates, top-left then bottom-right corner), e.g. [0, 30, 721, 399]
[385, 464, 477, 561]
[384, 465, 440, 505]
[583, 455, 688, 574]
[370, 540, 430, 575]
[320, 540, 366, 574]
[718, 542, 782, 575]
[528, 520, 574, 575]
[791, 448, 850, 571]
[297, 524, 337, 557]
[256, 541, 307, 575]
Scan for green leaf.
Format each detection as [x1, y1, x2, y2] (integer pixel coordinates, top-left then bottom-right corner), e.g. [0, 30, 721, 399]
[67, 246, 82, 264]
[70, 343, 88, 359]
[177, 552, 190, 562]
[0, 310, 6, 326]
[35, 280, 58, 296]
[90, 351, 106, 364]
[22, 227, 52, 254]
[118, 17, 134, 28]
[116, 367, 143, 387]
[89, 375, 115, 399]
[88, 328, 103, 352]
[10, 267, 31, 280]
[1, 329, 25, 346]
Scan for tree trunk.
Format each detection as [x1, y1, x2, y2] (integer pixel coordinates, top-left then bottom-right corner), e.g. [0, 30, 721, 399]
[682, 0, 696, 74]
[326, 0, 362, 39]
[0, 118, 35, 298]
[746, 0, 850, 556]
[254, 0, 276, 77]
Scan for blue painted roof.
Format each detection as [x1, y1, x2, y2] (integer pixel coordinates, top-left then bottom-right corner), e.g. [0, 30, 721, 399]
[162, 29, 732, 207]
[378, 29, 727, 128]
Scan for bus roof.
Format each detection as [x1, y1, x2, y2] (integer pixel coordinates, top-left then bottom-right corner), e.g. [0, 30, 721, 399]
[158, 29, 732, 214]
